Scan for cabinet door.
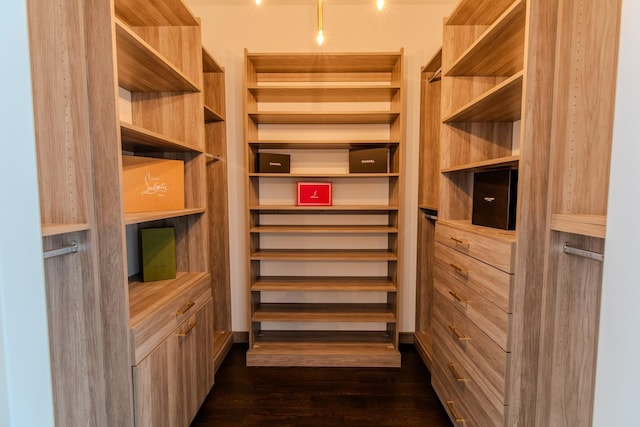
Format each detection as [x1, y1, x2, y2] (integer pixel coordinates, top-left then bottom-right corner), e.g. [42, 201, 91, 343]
[182, 298, 214, 424]
[133, 331, 183, 427]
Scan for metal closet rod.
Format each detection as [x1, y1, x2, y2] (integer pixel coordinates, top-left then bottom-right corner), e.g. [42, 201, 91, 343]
[563, 242, 604, 262]
[43, 241, 78, 259]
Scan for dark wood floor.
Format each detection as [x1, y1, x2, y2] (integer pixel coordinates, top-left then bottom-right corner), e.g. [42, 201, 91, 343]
[191, 343, 452, 427]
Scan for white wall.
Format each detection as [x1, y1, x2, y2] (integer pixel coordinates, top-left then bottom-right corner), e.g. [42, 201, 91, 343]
[592, 0, 640, 424]
[0, 1, 55, 426]
[187, 0, 456, 332]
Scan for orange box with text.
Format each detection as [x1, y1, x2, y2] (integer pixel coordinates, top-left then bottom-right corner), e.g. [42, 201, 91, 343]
[122, 155, 184, 213]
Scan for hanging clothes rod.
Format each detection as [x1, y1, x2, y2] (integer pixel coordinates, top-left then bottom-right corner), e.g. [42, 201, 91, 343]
[563, 242, 604, 262]
[43, 241, 78, 259]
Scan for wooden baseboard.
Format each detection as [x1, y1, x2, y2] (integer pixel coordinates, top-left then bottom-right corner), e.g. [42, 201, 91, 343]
[233, 331, 249, 343]
[399, 332, 414, 344]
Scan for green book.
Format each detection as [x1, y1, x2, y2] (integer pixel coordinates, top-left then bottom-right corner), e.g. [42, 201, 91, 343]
[141, 227, 176, 282]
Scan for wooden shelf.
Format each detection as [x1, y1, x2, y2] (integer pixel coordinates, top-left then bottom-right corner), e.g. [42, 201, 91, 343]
[250, 173, 398, 178]
[250, 205, 398, 212]
[252, 276, 396, 292]
[446, 0, 526, 76]
[115, 0, 198, 26]
[247, 331, 400, 367]
[250, 249, 397, 261]
[248, 85, 400, 103]
[115, 19, 200, 93]
[249, 111, 399, 125]
[247, 52, 403, 74]
[120, 122, 202, 152]
[202, 47, 223, 73]
[447, 0, 517, 25]
[441, 154, 519, 173]
[443, 71, 524, 122]
[42, 223, 91, 237]
[550, 214, 607, 239]
[204, 105, 224, 123]
[248, 139, 399, 149]
[250, 225, 398, 234]
[124, 208, 205, 225]
[252, 303, 396, 323]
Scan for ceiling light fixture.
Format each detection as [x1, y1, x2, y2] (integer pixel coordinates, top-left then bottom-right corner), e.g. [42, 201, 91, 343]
[316, 0, 324, 45]
[255, 1, 383, 44]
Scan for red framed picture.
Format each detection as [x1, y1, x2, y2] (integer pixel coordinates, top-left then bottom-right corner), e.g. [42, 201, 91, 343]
[296, 182, 332, 206]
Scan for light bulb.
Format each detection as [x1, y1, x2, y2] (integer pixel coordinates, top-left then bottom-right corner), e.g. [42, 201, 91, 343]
[377, 0, 384, 10]
[317, 29, 324, 45]
[256, 0, 261, 4]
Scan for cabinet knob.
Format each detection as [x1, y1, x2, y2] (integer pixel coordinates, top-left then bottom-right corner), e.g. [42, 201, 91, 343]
[448, 324, 470, 342]
[176, 301, 195, 316]
[450, 237, 470, 250]
[445, 400, 465, 424]
[177, 321, 197, 337]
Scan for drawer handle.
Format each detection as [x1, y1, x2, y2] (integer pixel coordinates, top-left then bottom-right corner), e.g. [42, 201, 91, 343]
[447, 363, 467, 383]
[448, 324, 470, 341]
[448, 291, 469, 305]
[450, 237, 470, 249]
[176, 301, 195, 316]
[177, 321, 197, 337]
[445, 400, 465, 424]
[449, 263, 469, 279]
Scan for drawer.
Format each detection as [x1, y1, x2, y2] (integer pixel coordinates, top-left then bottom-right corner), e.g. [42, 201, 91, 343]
[433, 326, 505, 426]
[129, 272, 212, 364]
[434, 243, 511, 350]
[434, 274, 510, 351]
[432, 353, 505, 427]
[432, 292, 508, 407]
[435, 241, 514, 314]
[435, 220, 516, 273]
[432, 364, 479, 427]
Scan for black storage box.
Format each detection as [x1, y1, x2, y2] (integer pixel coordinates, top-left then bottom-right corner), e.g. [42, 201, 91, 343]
[472, 169, 518, 230]
[257, 152, 290, 173]
[349, 148, 389, 173]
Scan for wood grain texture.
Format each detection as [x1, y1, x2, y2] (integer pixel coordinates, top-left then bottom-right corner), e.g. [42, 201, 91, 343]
[446, 0, 526, 76]
[415, 214, 436, 363]
[115, 0, 198, 26]
[432, 293, 508, 424]
[248, 111, 400, 125]
[247, 52, 403, 74]
[252, 276, 396, 292]
[115, 20, 199, 92]
[120, 121, 202, 153]
[435, 220, 516, 273]
[248, 85, 399, 103]
[446, 0, 516, 25]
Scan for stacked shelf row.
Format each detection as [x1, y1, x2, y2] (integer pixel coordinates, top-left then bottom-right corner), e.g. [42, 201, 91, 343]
[244, 50, 404, 367]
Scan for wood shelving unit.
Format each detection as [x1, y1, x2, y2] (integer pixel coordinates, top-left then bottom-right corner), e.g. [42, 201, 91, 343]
[202, 47, 234, 372]
[244, 50, 404, 367]
[414, 48, 442, 370]
[428, 0, 622, 425]
[27, 0, 223, 424]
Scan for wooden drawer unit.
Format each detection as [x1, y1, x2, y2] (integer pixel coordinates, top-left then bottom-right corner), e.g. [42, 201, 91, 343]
[129, 272, 212, 364]
[435, 220, 516, 273]
[435, 242, 513, 350]
[433, 293, 508, 405]
[133, 298, 214, 427]
[432, 365, 479, 426]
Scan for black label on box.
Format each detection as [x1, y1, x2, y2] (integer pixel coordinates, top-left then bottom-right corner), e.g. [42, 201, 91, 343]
[349, 148, 389, 173]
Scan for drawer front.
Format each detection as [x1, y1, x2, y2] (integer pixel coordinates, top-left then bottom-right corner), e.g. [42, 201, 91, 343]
[432, 292, 508, 407]
[434, 244, 511, 351]
[433, 325, 505, 426]
[132, 277, 211, 364]
[432, 353, 505, 427]
[435, 221, 516, 273]
[434, 273, 510, 352]
[435, 241, 514, 314]
[432, 364, 480, 427]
